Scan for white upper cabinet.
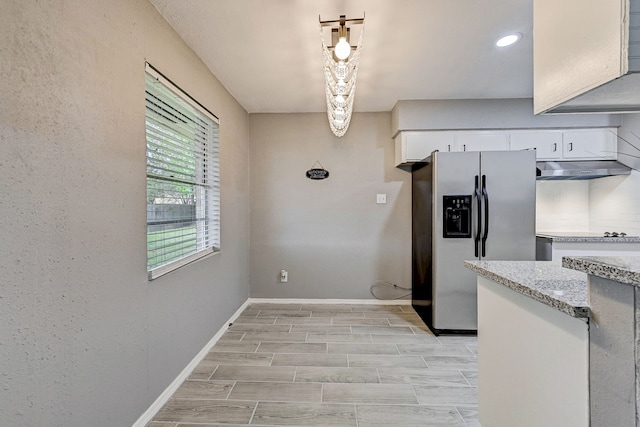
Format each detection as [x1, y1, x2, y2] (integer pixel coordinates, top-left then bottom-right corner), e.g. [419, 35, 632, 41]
[534, 0, 640, 114]
[457, 132, 509, 152]
[561, 129, 618, 160]
[393, 131, 510, 166]
[510, 131, 562, 159]
[509, 129, 617, 160]
[394, 131, 455, 166]
[394, 128, 618, 167]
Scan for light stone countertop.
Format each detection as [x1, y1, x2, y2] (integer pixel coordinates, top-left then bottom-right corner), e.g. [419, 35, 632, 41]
[464, 260, 589, 318]
[536, 232, 640, 243]
[562, 256, 640, 287]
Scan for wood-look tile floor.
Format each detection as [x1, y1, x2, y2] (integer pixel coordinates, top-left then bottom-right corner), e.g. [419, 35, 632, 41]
[148, 303, 479, 427]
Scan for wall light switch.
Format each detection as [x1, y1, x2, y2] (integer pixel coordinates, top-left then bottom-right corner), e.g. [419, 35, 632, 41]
[376, 194, 387, 204]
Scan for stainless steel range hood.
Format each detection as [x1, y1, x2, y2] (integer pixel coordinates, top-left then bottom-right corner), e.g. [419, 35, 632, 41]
[536, 160, 632, 180]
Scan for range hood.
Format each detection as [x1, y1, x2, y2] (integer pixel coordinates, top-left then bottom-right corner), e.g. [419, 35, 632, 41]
[536, 160, 632, 180]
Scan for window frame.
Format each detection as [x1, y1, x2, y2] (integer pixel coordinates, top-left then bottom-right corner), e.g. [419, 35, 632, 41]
[145, 63, 220, 280]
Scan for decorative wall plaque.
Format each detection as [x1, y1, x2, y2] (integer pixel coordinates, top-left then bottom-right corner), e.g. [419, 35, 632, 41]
[306, 160, 329, 180]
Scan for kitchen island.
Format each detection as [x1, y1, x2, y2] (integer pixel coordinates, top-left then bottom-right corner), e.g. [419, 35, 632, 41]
[467, 257, 640, 427]
[561, 256, 640, 427]
[465, 260, 589, 427]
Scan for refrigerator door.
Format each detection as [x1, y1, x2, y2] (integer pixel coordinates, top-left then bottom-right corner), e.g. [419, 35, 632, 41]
[432, 151, 481, 332]
[480, 150, 536, 261]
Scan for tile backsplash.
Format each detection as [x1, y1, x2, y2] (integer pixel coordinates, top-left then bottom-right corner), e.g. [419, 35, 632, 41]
[589, 171, 640, 236]
[536, 180, 590, 232]
[536, 170, 640, 236]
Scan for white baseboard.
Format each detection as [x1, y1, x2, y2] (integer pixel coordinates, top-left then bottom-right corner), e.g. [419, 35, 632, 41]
[132, 296, 411, 426]
[132, 298, 251, 427]
[247, 297, 411, 305]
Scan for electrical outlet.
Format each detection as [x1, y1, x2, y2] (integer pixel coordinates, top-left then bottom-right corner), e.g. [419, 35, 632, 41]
[280, 270, 288, 283]
[376, 194, 387, 204]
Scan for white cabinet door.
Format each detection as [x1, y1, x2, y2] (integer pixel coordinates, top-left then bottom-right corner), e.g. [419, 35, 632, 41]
[405, 132, 455, 160]
[509, 131, 562, 160]
[562, 129, 617, 160]
[395, 131, 455, 165]
[456, 132, 509, 152]
[394, 128, 618, 167]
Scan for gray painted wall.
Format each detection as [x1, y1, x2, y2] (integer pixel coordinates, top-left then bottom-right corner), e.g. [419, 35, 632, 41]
[0, 1, 250, 425]
[249, 113, 412, 299]
[391, 99, 623, 137]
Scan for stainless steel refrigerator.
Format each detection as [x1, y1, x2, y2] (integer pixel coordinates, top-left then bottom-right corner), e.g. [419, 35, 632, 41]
[412, 150, 536, 334]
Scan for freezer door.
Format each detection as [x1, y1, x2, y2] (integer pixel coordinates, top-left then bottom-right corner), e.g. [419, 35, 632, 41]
[432, 151, 480, 331]
[480, 150, 536, 261]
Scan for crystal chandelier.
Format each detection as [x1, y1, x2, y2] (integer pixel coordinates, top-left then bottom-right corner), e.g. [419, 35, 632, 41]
[319, 14, 364, 137]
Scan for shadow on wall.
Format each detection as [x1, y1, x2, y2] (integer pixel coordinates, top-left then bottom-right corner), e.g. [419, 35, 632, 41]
[373, 115, 412, 300]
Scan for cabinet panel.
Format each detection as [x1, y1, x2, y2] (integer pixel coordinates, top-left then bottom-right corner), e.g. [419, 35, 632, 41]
[509, 131, 562, 160]
[562, 129, 617, 160]
[401, 131, 455, 163]
[395, 131, 455, 166]
[394, 128, 618, 167]
[456, 133, 509, 152]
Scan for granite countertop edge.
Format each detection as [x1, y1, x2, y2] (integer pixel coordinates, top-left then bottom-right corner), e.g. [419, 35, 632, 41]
[465, 261, 589, 319]
[537, 233, 640, 243]
[562, 256, 640, 286]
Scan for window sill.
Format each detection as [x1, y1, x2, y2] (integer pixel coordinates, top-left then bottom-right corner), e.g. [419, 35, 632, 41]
[148, 248, 220, 281]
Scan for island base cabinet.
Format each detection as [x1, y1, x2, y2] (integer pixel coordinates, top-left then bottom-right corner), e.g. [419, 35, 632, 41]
[588, 276, 637, 427]
[477, 276, 589, 427]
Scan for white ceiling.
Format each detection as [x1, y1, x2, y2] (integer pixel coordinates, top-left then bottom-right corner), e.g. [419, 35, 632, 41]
[148, 0, 533, 114]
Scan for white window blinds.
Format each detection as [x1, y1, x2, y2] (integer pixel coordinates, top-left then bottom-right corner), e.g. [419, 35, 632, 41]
[145, 63, 220, 280]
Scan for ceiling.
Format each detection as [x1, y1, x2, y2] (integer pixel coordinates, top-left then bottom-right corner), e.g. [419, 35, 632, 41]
[148, 0, 533, 114]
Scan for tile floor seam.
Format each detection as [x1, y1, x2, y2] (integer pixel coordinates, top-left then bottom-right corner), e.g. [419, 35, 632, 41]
[247, 399, 260, 425]
[421, 355, 429, 368]
[453, 405, 468, 426]
[207, 364, 220, 381]
[459, 369, 473, 387]
[226, 380, 239, 400]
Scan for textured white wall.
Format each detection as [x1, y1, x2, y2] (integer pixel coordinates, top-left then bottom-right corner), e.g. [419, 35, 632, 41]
[249, 113, 412, 299]
[0, 1, 250, 425]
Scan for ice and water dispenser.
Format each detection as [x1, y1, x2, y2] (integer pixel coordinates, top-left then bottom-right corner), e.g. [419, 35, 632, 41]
[443, 195, 472, 238]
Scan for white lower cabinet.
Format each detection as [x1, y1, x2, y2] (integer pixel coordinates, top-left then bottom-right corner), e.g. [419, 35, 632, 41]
[477, 276, 589, 427]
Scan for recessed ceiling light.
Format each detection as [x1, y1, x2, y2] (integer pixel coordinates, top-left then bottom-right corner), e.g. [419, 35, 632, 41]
[496, 33, 521, 47]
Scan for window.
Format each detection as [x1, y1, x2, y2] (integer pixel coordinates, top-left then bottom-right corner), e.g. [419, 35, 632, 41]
[145, 63, 220, 280]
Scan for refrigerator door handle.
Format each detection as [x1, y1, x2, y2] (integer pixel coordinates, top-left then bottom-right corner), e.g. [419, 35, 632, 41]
[474, 175, 482, 257]
[481, 175, 489, 257]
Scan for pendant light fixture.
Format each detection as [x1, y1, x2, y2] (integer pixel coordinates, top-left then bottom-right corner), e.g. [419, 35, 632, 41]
[319, 14, 364, 137]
